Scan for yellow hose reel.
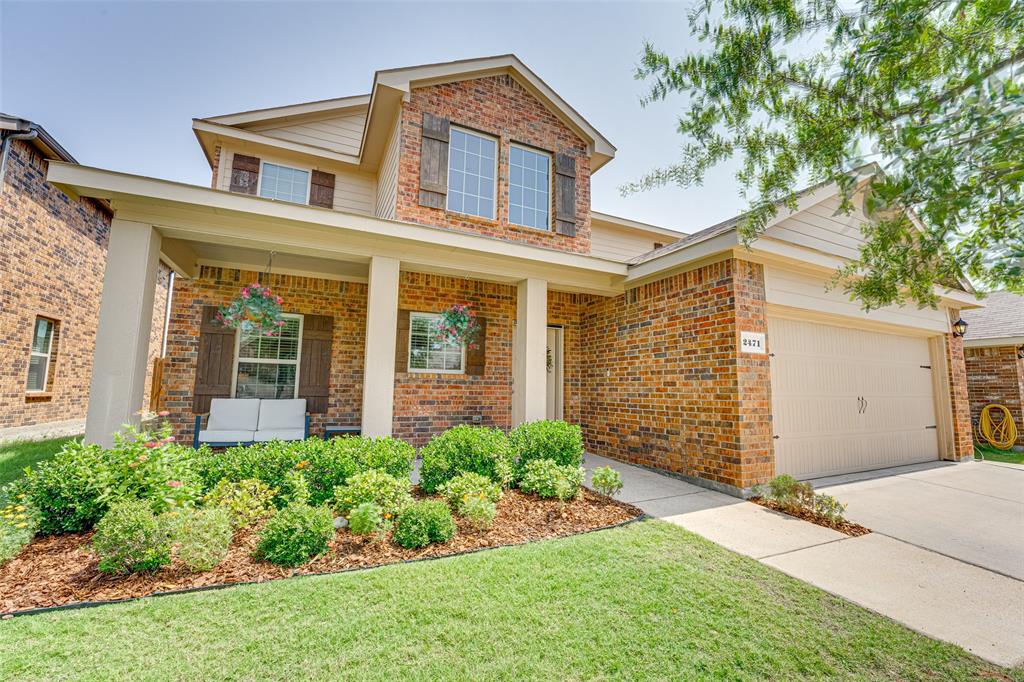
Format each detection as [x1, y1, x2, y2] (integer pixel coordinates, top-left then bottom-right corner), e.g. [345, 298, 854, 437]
[978, 404, 1019, 451]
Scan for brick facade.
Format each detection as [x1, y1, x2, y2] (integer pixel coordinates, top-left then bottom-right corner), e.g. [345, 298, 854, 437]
[394, 75, 592, 254]
[945, 329, 976, 459]
[0, 139, 167, 433]
[965, 345, 1024, 446]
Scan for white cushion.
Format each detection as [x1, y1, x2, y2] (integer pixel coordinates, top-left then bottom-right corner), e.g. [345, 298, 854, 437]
[256, 399, 306, 431]
[207, 399, 261, 431]
[253, 428, 306, 442]
[197, 429, 255, 444]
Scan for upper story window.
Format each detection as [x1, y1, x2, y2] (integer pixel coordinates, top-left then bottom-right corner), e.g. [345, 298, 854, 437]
[233, 314, 302, 399]
[447, 128, 496, 220]
[259, 162, 310, 204]
[408, 312, 464, 373]
[509, 145, 551, 230]
[26, 316, 57, 393]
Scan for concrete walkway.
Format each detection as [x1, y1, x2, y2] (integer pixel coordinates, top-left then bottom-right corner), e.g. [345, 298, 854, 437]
[586, 454, 1024, 668]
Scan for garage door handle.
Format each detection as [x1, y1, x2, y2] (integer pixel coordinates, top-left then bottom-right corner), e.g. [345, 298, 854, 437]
[857, 396, 864, 414]
[863, 397, 868, 413]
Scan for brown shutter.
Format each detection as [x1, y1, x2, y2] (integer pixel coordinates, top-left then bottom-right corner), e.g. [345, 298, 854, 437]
[299, 314, 332, 413]
[310, 170, 335, 209]
[230, 154, 260, 195]
[465, 316, 487, 376]
[193, 306, 235, 413]
[395, 309, 410, 374]
[554, 153, 577, 236]
[418, 113, 450, 209]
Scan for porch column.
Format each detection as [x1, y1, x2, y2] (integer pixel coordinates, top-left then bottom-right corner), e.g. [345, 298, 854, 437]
[513, 277, 548, 425]
[85, 219, 162, 446]
[361, 256, 401, 437]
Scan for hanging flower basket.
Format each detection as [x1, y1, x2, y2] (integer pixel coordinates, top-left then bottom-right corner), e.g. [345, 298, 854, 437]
[217, 282, 286, 337]
[433, 303, 481, 350]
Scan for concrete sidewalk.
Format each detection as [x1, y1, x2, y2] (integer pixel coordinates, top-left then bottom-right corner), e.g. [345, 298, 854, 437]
[586, 453, 1024, 668]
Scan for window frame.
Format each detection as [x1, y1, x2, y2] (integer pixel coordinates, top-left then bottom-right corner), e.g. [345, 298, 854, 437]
[257, 161, 312, 205]
[230, 313, 304, 399]
[407, 311, 466, 375]
[507, 142, 553, 231]
[26, 316, 56, 394]
[446, 126, 499, 221]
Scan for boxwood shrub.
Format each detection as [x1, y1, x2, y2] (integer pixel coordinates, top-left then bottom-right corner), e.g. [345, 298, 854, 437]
[518, 458, 584, 501]
[92, 499, 173, 574]
[509, 420, 584, 473]
[418, 425, 514, 493]
[333, 469, 412, 519]
[393, 499, 456, 549]
[256, 502, 334, 567]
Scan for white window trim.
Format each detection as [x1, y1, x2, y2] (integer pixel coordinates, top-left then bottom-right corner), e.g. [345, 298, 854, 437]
[508, 143, 553, 231]
[446, 126, 499, 220]
[408, 311, 466, 375]
[230, 313, 304, 399]
[257, 161, 312, 205]
[26, 317, 54, 393]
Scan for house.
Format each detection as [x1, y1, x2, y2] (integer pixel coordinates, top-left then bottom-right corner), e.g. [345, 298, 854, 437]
[0, 115, 169, 442]
[961, 291, 1024, 447]
[46, 55, 979, 495]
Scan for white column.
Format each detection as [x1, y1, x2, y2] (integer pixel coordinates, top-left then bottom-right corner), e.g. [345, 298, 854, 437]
[513, 277, 548, 425]
[361, 256, 401, 437]
[85, 219, 162, 446]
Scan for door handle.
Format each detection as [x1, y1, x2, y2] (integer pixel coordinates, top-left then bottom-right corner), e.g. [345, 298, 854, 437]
[857, 396, 865, 414]
[863, 397, 868, 413]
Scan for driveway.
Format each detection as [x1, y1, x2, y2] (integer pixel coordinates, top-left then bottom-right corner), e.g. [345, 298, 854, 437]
[586, 454, 1024, 668]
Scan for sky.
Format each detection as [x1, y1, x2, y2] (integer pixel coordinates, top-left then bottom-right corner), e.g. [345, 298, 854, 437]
[0, 0, 747, 235]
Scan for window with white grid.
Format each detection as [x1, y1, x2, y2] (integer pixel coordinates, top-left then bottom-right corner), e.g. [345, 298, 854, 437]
[509, 145, 551, 230]
[447, 128, 496, 220]
[233, 314, 302, 399]
[408, 312, 465, 373]
[26, 317, 55, 392]
[259, 163, 310, 204]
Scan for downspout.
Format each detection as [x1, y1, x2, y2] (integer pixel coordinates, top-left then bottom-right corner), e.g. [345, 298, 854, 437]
[0, 126, 39, 186]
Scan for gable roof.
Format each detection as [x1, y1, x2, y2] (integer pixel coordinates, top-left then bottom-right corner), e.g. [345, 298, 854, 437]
[961, 291, 1024, 344]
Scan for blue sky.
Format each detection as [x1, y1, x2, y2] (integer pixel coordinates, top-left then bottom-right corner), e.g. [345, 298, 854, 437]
[1, 1, 746, 234]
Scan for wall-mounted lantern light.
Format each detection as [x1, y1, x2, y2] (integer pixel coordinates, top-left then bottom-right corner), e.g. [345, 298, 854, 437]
[952, 318, 968, 337]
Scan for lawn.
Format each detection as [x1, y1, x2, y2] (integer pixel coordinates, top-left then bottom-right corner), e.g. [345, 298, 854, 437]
[1, 521, 1017, 681]
[975, 442, 1024, 465]
[0, 436, 78, 486]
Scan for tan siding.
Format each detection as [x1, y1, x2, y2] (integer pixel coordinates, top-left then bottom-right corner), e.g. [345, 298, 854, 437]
[217, 147, 376, 215]
[590, 223, 663, 261]
[765, 194, 868, 260]
[247, 110, 367, 156]
[374, 111, 401, 220]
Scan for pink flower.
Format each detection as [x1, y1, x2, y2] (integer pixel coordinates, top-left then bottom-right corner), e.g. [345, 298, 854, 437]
[163, 436, 176, 442]
[143, 441, 159, 449]
[158, 410, 170, 417]
[275, 296, 283, 305]
[241, 290, 250, 299]
[166, 480, 182, 488]
[263, 288, 271, 296]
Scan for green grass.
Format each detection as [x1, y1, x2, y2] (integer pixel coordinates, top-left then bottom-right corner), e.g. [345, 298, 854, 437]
[975, 442, 1024, 465]
[1, 521, 1017, 681]
[0, 436, 78, 486]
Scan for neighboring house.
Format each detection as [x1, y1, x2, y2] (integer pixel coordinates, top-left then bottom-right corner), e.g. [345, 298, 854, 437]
[961, 291, 1024, 447]
[47, 55, 979, 495]
[0, 115, 169, 441]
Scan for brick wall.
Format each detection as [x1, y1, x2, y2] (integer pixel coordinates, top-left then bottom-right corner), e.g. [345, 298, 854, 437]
[0, 139, 168, 433]
[945, 329, 975, 459]
[965, 345, 1024, 446]
[577, 259, 773, 493]
[394, 74, 592, 254]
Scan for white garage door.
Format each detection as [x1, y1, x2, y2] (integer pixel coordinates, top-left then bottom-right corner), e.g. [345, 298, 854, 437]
[769, 317, 940, 479]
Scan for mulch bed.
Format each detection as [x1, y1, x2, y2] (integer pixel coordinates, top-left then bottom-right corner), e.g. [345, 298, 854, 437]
[0, 489, 641, 614]
[751, 498, 871, 537]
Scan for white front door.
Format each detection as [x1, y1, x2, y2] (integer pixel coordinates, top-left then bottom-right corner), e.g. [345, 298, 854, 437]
[545, 327, 563, 420]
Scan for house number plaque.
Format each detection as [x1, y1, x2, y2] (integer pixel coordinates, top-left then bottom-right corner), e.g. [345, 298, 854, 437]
[739, 331, 766, 354]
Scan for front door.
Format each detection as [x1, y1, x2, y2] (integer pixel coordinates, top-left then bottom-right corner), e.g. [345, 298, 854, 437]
[546, 326, 563, 420]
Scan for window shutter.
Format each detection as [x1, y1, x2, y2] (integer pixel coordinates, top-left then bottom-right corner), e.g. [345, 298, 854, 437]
[299, 314, 333, 413]
[465, 316, 487, 376]
[554, 153, 577, 236]
[394, 309, 410, 374]
[310, 170, 335, 209]
[418, 113, 450, 209]
[193, 305, 235, 413]
[230, 154, 260, 195]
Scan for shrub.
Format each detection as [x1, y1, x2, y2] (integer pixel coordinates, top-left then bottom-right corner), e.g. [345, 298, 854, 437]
[333, 470, 412, 520]
[759, 475, 848, 524]
[519, 459, 584, 501]
[256, 502, 334, 567]
[439, 472, 502, 513]
[814, 494, 848, 524]
[393, 499, 456, 549]
[590, 466, 623, 498]
[460, 495, 496, 531]
[0, 494, 37, 565]
[349, 436, 416, 479]
[509, 420, 584, 473]
[170, 507, 233, 572]
[193, 441, 307, 501]
[203, 478, 276, 529]
[281, 470, 311, 505]
[348, 502, 387, 537]
[418, 425, 514, 493]
[92, 500, 172, 574]
[20, 441, 105, 534]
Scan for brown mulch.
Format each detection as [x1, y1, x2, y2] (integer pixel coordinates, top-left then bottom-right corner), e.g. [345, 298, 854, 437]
[0, 489, 641, 614]
[751, 498, 871, 537]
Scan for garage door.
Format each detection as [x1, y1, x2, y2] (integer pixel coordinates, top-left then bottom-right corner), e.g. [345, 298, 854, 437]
[769, 316, 939, 479]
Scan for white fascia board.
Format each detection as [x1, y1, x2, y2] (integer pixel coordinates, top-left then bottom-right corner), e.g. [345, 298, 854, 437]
[625, 231, 739, 283]
[192, 119, 362, 167]
[591, 211, 685, 239]
[963, 336, 1024, 348]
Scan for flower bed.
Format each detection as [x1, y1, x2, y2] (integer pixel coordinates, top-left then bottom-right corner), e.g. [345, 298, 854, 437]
[750, 475, 869, 537]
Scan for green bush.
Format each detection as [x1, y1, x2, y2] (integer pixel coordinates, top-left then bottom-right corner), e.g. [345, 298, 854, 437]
[280, 470, 311, 505]
[348, 436, 416, 479]
[509, 420, 584, 473]
[92, 500, 173, 574]
[519, 459, 584, 501]
[256, 502, 334, 567]
[757, 475, 848, 524]
[348, 502, 387, 537]
[170, 507, 232, 572]
[0, 494, 37, 565]
[460, 495, 496, 531]
[393, 499, 456, 549]
[418, 425, 514, 493]
[19, 441, 105, 534]
[193, 441, 308, 501]
[590, 466, 623, 498]
[333, 470, 412, 520]
[439, 472, 502, 513]
[203, 478, 276, 529]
